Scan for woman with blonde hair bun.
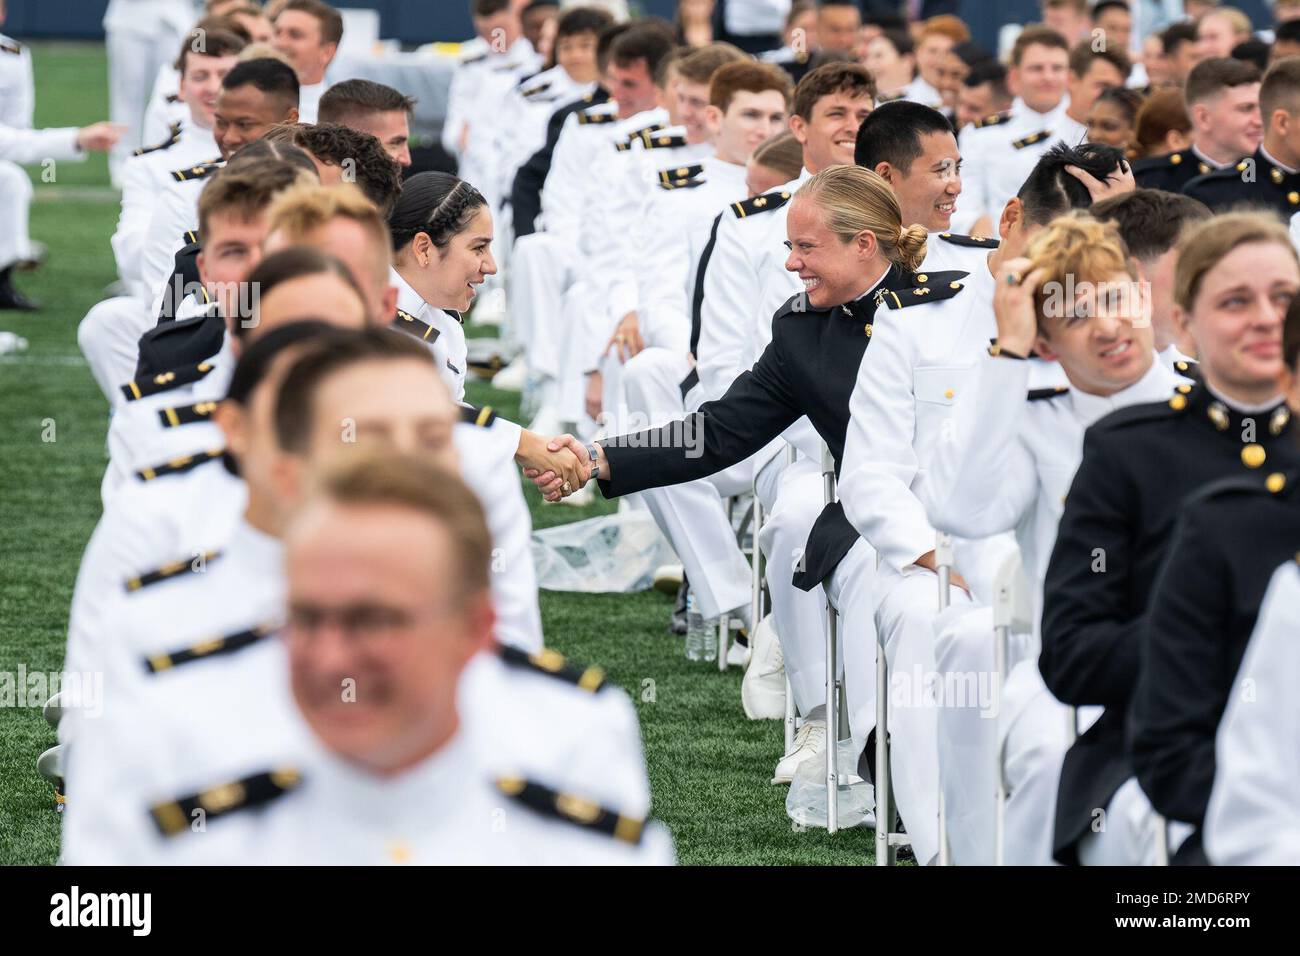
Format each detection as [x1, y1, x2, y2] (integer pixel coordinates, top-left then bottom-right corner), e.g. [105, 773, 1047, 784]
[527, 165, 971, 856]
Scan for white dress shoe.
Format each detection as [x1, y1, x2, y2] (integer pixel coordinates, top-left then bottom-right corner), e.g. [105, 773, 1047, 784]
[725, 638, 751, 668]
[491, 355, 528, 392]
[771, 718, 825, 785]
[652, 564, 683, 594]
[741, 615, 786, 720]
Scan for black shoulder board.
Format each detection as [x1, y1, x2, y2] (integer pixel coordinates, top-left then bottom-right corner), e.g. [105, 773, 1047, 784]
[125, 550, 222, 593]
[183, 229, 200, 245]
[658, 163, 703, 185]
[164, 92, 181, 104]
[875, 270, 969, 310]
[973, 110, 1012, 129]
[459, 404, 497, 427]
[938, 232, 999, 248]
[1012, 130, 1053, 150]
[393, 309, 440, 343]
[495, 777, 645, 845]
[145, 623, 277, 674]
[462, 50, 488, 66]
[150, 767, 301, 838]
[133, 122, 182, 157]
[170, 159, 223, 182]
[877, 91, 906, 103]
[578, 109, 616, 126]
[731, 189, 792, 219]
[1028, 386, 1069, 401]
[522, 81, 552, 99]
[121, 360, 216, 402]
[1, 38, 23, 55]
[641, 132, 688, 150]
[660, 178, 705, 190]
[158, 400, 220, 428]
[134, 447, 224, 482]
[498, 644, 607, 693]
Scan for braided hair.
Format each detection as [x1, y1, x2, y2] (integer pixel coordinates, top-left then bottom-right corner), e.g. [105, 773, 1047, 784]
[387, 172, 488, 253]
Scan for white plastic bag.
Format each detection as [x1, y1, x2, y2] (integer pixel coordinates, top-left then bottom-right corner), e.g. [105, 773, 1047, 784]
[785, 739, 876, 831]
[531, 510, 677, 593]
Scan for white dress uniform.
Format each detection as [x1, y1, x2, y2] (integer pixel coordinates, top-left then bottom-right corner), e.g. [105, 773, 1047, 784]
[925, 353, 1186, 864]
[141, 157, 224, 317]
[391, 266, 469, 404]
[491, 65, 595, 202]
[77, 124, 218, 401]
[0, 123, 85, 273]
[1204, 559, 1300, 865]
[102, 338, 231, 505]
[297, 81, 325, 125]
[140, 64, 185, 149]
[442, 37, 541, 214]
[898, 75, 944, 109]
[102, 0, 198, 178]
[66, 637, 668, 865]
[453, 420, 544, 652]
[955, 96, 1087, 232]
[0, 33, 34, 130]
[508, 99, 619, 404]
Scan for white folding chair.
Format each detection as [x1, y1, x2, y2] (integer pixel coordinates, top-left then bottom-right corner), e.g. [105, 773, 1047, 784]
[991, 552, 1033, 865]
[719, 490, 758, 670]
[1153, 815, 1171, 865]
[934, 533, 955, 865]
[819, 443, 854, 833]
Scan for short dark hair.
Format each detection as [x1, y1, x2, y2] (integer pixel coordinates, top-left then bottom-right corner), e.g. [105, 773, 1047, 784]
[175, 21, 247, 73]
[240, 247, 367, 340]
[225, 137, 320, 177]
[854, 101, 953, 175]
[1095, 86, 1144, 126]
[596, 21, 633, 71]
[556, 5, 613, 39]
[1161, 21, 1198, 57]
[471, 0, 511, 16]
[964, 58, 1009, 98]
[952, 40, 991, 66]
[1231, 38, 1271, 74]
[1091, 0, 1130, 20]
[863, 11, 907, 31]
[1091, 188, 1211, 261]
[608, 18, 677, 77]
[274, 326, 437, 452]
[876, 28, 914, 57]
[226, 320, 342, 407]
[1068, 38, 1131, 80]
[1260, 56, 1300, 124]
[388, 171, 488, 251]
[319, 79, 416, 125]
[1185, 57, 1261, 105]
[222, 57, 300, 108]
[793, 61, 876, 120]
[1016, 141, 1127, 226]
[1011, 25, 1069, 66]
[1276, 20, 1300, 45]
[278, 0, 344, 46]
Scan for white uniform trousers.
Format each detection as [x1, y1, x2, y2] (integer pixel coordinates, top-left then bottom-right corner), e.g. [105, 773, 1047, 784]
[863, 559, 972, 865]
[78, 295, 154, 404]
[105, 18, 189, 179]
[0, 160, 32, 270]
[999, 660, 1069, 866]
[1078, 776, 1194, 866]
[508, 231, 574, 382]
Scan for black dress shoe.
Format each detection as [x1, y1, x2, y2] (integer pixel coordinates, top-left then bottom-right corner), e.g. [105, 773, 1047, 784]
[0, 269, 39, 311]
[667, 578, 689, 635]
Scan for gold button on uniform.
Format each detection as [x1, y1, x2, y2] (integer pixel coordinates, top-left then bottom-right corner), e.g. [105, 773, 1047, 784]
[1169, 394, 1187, 411]
[1241, 443, 1266, 468]
[1266, 472, 1286, 493]
[944, 388, 954, 399]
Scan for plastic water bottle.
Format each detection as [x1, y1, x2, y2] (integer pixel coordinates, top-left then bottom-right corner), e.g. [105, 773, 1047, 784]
[685, 593, 706, 661]
[701, 618, 718, 663]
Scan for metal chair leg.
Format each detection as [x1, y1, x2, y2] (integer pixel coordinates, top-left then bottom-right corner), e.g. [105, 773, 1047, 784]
[934, 533, 954, 866]
[821, 444, 840, 833]
[875, 629, 893, 865]
[1153, 814, 1170, 865]
[993, 622, 1009, 866]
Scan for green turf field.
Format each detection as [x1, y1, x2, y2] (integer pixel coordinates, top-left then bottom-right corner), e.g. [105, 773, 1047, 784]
[0, 43, 875, 865]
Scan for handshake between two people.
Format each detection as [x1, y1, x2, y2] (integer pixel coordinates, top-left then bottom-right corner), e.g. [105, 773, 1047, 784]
[517, 431, 609, 503]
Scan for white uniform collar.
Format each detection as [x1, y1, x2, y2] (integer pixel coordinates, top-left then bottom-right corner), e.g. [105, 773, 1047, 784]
[390, 266, 431, 318]
[1191, 144, 1233, 170]
[701, 153, 747, 184]
[1205, 380, 1286, 414]
[1261, 144, 1299, 176]
[228, 516, 284, 573]
[1067, 354, 1181, 426]
[1011, 95, 1069, 124]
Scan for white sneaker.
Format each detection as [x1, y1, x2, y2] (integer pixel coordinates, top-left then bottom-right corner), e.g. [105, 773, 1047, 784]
[471, 286, 506, 327]
[491, 356, 528, 392]
[772, 718, 825, 785]
[741, 615, 786, 720]
[37, 744, 64, 783]
[652, 564, 683, 594]
[43, 691, 64, 728]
